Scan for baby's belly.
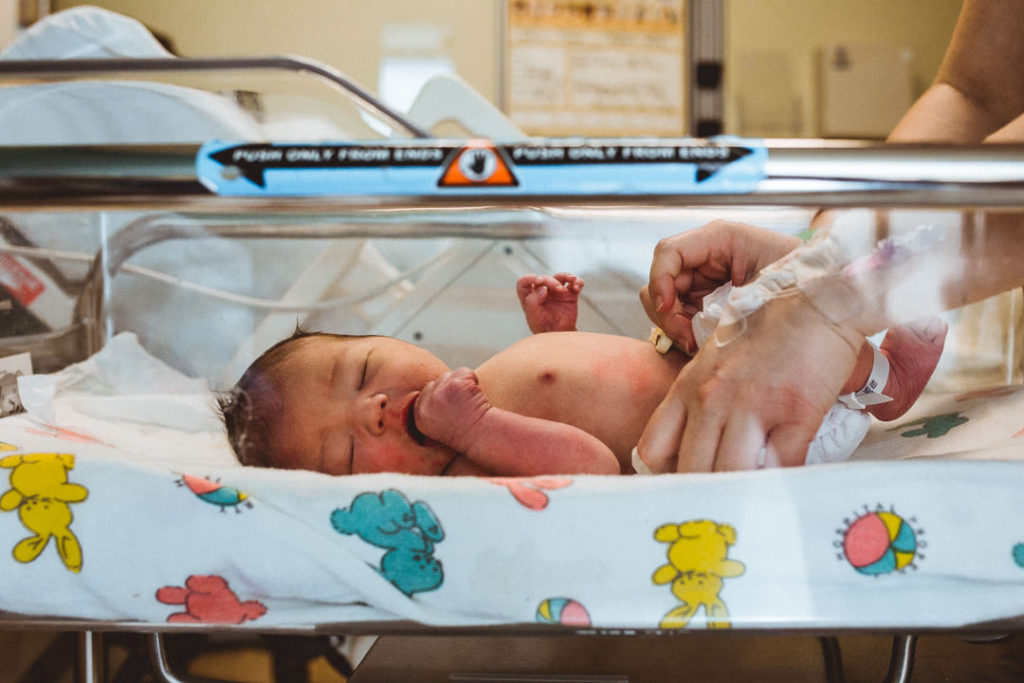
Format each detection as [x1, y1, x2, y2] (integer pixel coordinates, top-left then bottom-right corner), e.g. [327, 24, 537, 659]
[476, 332, 684, 464]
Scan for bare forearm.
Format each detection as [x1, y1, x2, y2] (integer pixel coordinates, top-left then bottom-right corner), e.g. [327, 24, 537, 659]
[459, 407, 620, 476]
[443, 456, 495, 476]
[890, 0, 1024, 143]
[888, 84, 1006, 143]
[818, 212, 1024, 337]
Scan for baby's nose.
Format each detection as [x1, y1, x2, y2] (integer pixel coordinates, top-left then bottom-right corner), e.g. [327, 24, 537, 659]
[362, 393, 390, 436]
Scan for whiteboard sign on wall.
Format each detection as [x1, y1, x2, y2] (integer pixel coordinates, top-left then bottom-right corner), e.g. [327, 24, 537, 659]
[506, 1, 686, 137]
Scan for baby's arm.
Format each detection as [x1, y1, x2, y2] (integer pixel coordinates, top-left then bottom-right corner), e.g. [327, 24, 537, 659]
[517, 273, 583, 334]
[443, 456, 495, 476]
[415, 367, 620, 475]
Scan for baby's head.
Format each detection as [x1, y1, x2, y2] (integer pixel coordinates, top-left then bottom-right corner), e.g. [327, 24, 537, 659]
[219, 330, 456, 475]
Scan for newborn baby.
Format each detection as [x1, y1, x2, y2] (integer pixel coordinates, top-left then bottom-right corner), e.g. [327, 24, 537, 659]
[220, 273, 946, 476]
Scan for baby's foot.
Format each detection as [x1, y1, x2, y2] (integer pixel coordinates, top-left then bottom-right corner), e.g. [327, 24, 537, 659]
[867, 316, 948, 421]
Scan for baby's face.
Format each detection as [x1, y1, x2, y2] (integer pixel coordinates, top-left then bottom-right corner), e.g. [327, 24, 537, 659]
[269, 335, 456, 475]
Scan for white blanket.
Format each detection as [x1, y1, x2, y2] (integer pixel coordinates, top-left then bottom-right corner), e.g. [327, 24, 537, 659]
[2, 335, 1024, 631]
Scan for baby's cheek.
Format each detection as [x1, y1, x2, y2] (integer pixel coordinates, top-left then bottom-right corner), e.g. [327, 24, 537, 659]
[370, 441, 455, 475]
[319, 450, 352, 476]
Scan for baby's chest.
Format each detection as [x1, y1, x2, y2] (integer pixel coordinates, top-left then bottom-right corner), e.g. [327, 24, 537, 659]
[486, 355, 664, 424]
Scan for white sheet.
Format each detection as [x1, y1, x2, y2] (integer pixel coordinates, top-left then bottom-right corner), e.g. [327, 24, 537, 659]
[2, 335, 1024, 631]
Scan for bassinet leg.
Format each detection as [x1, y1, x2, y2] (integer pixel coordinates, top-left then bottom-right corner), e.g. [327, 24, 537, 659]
[76, 631, 104, 683]
[147, 633, 241, 683]
[818, 636, 845, 683]
[882, 634, 916, 683]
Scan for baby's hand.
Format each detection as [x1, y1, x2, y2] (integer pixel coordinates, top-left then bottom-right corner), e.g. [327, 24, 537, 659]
[517, 272, 584, 333]
[414, 367, 491, 453]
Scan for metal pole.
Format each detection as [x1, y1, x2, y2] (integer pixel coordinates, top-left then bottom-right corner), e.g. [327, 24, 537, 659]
[147, 633, 240, 683]
[882, 634, 916, 683]
[76, 631, 104, 683]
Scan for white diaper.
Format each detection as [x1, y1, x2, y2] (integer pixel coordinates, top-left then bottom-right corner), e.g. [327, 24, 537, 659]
[803, 402, 870, 465]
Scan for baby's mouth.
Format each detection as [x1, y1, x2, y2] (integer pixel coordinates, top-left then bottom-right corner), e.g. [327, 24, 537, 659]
[404, 394, 437, 447]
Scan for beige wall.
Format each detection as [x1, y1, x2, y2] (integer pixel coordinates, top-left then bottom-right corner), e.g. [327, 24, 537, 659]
[725, 0, 963, 136]
[0, 0, 18, 49]
[53, 0, 503, 103]
[53, 0, 963, 137]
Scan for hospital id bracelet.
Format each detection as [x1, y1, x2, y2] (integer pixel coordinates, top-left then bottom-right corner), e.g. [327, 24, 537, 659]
[838, 341, 893, 410]
[648, 326, 674, 354]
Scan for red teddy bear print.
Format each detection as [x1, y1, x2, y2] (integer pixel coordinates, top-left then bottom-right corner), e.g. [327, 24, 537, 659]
[156, 574, 266, 624]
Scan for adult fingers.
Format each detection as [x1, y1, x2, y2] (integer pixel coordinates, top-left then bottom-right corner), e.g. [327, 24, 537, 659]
[648, 235, 693, 313]
[650, 230, 713, 279]
[763, 422, 819, 468]
[639, 284, 697, 354]
[689, 270, 735, 299]
[647, 271, 688, 317]
[638, 285, 657, 321]
[650, 225, 741, 306]
[675, 404, 722, 473]
[713, 414, 768, 471]
[635, 384, 688, 474]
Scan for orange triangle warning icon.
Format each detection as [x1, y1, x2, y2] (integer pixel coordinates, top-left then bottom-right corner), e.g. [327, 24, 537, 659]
[439, 141, 518, 187]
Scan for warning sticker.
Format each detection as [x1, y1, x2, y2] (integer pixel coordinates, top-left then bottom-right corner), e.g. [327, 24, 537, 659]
[205, 143, 449, 188]
[438, 141, 519, 187]
[197, 138, 767, 197]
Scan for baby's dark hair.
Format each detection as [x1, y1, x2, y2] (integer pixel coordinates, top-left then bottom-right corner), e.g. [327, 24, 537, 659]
[218, 329, 368, 467]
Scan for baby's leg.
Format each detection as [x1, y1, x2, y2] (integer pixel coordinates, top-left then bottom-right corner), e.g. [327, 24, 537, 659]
[841, 316, 948, 421]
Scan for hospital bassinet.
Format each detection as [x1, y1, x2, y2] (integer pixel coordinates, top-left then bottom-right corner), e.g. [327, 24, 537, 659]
[2, 58, 1024, 683]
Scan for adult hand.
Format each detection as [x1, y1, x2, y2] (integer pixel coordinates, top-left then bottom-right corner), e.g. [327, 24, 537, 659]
[640, 221, 801, 354]
[636, 291, 864, 472]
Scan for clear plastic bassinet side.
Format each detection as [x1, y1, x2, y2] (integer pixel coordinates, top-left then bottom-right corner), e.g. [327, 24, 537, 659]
[0, 54, 427, 379]
[3, 146, 1024, 676]
[5, 141, 1024, 389]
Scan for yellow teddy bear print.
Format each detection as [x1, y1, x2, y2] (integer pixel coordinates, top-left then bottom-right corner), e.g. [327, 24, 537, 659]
[1, 452, 88, 572]
[652, 519, 746, 629]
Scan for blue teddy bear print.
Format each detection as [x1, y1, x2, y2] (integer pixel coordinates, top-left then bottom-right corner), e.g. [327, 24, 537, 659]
[330, 489, 445, 596]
